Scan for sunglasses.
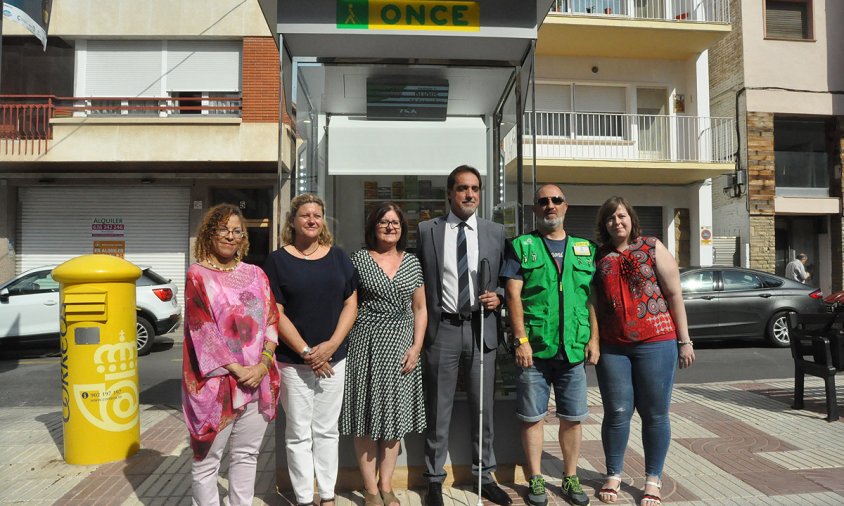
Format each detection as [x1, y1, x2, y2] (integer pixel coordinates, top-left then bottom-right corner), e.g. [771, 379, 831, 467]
[536, 196, 566, 206]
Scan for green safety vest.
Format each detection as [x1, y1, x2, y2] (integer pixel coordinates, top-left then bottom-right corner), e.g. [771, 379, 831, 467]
[511, 231, 596, 362]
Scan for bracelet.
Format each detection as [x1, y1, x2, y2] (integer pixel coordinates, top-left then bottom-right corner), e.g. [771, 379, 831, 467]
[677, 340, 694, 347]
[260, 362, 269, 374]
[262, 350, 274, 361]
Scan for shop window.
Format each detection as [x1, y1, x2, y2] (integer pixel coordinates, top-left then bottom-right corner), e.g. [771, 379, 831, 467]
[765, 0, 813, 40]
[774, 117, 830, 196]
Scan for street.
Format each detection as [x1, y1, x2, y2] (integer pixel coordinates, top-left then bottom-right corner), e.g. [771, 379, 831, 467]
[0, 335, 795, 409]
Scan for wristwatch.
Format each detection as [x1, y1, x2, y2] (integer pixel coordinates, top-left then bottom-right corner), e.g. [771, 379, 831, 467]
[513, 336, 529, 348]
[300, 346, 313, 357]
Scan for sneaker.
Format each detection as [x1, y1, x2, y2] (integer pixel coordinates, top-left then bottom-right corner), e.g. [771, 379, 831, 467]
[526, 475, 547, 506]
[561, 475, 590, 506]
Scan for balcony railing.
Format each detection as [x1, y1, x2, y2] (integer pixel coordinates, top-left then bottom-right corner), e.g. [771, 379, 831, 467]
[1, 94, 242, 156]
[550, 0, 730, 23]
[508, 111, 735, 164]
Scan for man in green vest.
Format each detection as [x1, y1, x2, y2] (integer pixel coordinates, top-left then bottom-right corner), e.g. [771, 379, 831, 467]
[502, 184, 599, 506]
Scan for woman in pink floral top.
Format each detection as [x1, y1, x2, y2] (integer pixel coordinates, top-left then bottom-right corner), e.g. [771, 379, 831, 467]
[182, 203, 281, 506]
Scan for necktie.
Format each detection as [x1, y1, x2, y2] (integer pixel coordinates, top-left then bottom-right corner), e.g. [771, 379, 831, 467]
[457, 222, 471, 317]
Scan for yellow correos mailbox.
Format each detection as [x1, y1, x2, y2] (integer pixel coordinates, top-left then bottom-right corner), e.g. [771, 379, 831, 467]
[52, 254, 142, 465]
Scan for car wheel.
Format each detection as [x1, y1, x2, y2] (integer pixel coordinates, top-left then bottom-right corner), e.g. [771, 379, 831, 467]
[136, 316, 155, 356]
[766, 311, 791, 348]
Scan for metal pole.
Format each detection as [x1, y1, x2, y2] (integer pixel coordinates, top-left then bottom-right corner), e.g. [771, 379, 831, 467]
[1, 1, 5, 92]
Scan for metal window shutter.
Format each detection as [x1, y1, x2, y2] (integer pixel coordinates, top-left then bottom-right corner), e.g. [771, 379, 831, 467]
[85, 41, 164, 97]
[18, 186, 189, 314]
[766, 2, 807, 39]
[713, 236, 739, 266]
[564, 205, 664, 243]
[166, 41, 242, 92]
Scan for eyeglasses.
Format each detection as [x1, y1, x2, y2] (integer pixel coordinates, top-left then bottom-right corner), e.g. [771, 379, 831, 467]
[536, 196, 566, 206]
[215, 227, 246, 239]
[376, 219, 401, 229]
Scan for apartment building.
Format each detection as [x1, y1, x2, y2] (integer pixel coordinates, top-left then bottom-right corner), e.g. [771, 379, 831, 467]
[710, 0, 844, 294]
[512, 0, 734, 265]
[0, 0, 292, 295]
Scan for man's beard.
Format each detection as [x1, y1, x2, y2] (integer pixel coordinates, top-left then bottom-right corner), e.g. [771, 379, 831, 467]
[538, 215, 563, 231]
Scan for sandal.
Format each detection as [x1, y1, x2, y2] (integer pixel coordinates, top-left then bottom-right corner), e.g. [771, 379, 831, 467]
[381, 490, 400, 506]
[320, 497, 336, 506]
[597, 475, 621, 503]
[640, 478, 661, 506]
[365, 492, 384, 506]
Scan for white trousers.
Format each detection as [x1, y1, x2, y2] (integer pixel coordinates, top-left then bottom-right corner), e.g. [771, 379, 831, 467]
[279, 359, 346, 504]
[191, 399, 268, 506]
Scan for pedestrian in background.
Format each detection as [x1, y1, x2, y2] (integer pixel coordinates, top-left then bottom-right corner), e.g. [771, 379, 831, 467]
[340, 202, 427, 506]
[785, 253, 811, 284]
[182, 203, 280, 506]
[264, 193, 358, 506]
[592, 196, 695, 506]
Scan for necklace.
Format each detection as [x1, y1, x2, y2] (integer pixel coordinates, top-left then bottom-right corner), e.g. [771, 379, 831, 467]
[294, 242, 320, 258]
[205, 259, 239, 272]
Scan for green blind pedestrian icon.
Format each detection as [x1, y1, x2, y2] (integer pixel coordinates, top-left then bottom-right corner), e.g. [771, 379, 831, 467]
[337, 0, 369, 29]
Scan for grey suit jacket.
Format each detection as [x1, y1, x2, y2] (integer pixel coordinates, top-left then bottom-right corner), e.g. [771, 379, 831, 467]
[416, 214, 506, 350]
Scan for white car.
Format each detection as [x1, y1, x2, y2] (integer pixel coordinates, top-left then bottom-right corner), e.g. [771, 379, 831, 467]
[0, 265, 181, 355]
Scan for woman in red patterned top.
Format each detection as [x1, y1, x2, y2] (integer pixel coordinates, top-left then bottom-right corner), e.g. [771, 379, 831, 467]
[592, 197, 695, 506]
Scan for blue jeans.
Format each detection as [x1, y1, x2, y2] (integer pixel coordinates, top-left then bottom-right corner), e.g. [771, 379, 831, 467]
[596, 339, 677, 477]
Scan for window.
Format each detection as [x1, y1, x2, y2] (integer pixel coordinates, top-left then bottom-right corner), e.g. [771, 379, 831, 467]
[6, 271, 59, 295]
[681, 270, 715, 293]
[759, 274, 785, 288]
[774, 117, 830, 195]
[722, 271, 763, 291]
[765, 0, 812, 40]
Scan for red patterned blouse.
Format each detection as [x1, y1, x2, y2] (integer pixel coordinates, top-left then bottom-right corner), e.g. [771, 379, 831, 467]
[595, 236, 677, 345]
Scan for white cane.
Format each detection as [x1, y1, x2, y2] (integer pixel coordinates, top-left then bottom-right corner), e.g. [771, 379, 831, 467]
[476, 258, 491, 506]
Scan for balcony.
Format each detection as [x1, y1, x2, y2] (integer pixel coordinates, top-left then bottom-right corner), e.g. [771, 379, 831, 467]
[507, 111, 735, 184]
[0, 94, 276, 163]
[540, 0, 731, 59]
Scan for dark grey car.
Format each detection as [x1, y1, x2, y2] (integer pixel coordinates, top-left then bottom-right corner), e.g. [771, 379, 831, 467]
[680, 267, 824, 347]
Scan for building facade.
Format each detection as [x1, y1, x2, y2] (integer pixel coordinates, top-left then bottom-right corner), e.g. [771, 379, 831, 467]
[514, 0, 734, 264]
[709, 0, 844, 294]
[0, 0, 292, 297]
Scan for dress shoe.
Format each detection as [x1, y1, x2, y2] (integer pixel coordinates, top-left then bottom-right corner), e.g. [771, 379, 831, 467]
[481, 482, 512, 506]
[426, 482, 444, 506]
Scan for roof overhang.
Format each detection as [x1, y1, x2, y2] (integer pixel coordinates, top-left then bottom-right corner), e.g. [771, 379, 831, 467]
[277, 0, 553, 65]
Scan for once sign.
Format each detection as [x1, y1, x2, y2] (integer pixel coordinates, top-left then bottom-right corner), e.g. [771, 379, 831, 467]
[337, 0, 480, 31]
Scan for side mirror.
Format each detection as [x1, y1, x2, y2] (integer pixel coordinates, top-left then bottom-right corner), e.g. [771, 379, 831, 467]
[0, 287, 9, 303]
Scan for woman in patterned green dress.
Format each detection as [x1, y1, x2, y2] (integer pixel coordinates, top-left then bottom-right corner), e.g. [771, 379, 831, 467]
[340, 202, 427, 506]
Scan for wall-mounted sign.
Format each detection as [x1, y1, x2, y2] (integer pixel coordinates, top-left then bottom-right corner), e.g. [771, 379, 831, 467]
[367, 78, 449, 120]
[337, 0, 480, 31]
[93, 240, 125, 258]
[700, 226, 712, 246]
[91, 217, 125, 238]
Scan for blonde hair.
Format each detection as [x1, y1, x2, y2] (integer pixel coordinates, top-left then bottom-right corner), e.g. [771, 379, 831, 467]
[193, 203, 250, 261]
[281, 193, 333, 246]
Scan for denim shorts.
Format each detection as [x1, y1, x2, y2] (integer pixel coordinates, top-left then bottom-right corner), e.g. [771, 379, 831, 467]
[516, 358, 588, 422]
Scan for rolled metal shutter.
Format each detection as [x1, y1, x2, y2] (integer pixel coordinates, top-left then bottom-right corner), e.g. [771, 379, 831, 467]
[713, 236, 739, 266]
[18, 186, 190, 313]
[564, 205, 663, 243]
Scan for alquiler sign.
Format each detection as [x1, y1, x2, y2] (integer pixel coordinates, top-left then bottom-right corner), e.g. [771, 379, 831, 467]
[337, 0, 480, 31]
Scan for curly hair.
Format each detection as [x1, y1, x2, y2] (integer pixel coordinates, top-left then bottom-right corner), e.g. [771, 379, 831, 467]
[281, 193, 333, 246]
[596, 196, 641, 246]
[193, 203, 250, 262]
[364, 202, 408, 251]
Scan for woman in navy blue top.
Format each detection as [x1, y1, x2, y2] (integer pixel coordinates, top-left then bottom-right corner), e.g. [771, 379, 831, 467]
[264, 193, 358, 506]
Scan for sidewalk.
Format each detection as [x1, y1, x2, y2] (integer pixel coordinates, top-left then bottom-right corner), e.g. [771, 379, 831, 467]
[1, 377, 842, 505]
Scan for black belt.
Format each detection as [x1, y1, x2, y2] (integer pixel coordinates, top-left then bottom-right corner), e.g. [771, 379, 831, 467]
[440, 310, 480, 326]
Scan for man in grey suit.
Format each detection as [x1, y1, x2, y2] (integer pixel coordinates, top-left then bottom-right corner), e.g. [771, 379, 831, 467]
[416, 165, 511, 506]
